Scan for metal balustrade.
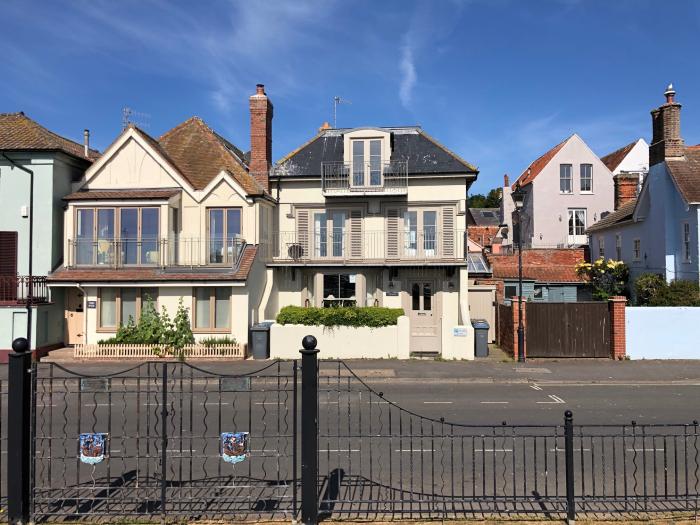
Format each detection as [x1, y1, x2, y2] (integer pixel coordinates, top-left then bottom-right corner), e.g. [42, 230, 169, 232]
[0, 275, 48, 304]
[322, 160, 408, 195]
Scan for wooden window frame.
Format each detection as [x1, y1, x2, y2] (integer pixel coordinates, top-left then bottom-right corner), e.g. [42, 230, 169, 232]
[350, 137, 385, 187]
[96, 287, 159, 332]
[310, 208, 356, 259]
[400, 207, 441, 258]
[632, 238, 641, 261]
[192, 286, 231, 333]
[206, 207, 243, 265]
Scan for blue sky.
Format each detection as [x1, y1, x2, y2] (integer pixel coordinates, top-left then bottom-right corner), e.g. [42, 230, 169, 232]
[2, 0, 700, 194]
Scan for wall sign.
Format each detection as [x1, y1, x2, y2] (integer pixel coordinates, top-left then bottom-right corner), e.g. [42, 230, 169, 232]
[453, 327, 467, 337]
[221, 432, 250, 464]
[386, 291, 399, 297]
[87, 301, 97, 309]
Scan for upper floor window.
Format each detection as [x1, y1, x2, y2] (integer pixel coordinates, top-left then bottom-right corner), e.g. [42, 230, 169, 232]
[208, 208, 241, 264]
[633, 239, 641, 261]
[598, 237, 605, 259]
[560, 164, 573, 194]
[682, 222, 691, 262]
[580, 164, 592, 192]
[403, 210, 437, 257]
[615, 234, 622, 260]
[76, 207, 159, 266]
[351, 139, 382, 187]
[314, 210, 346, 258]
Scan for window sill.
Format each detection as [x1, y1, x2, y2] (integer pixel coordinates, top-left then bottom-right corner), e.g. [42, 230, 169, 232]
[192, 328, 231, 334]
[580, 191, 594, 195]
[559, 192, 574, 195]
[96, 328, 118, 333]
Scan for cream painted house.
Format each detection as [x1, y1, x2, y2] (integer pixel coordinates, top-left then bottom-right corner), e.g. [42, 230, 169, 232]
[48, 85, 276, 348]
[262, 126, 479, 357]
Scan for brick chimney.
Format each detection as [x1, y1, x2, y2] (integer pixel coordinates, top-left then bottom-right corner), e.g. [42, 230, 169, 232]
[249, 83, 273, 191]
[503, 174, 510, 187]
[649, 84, 684, 166]
[613, 173, 640, 209]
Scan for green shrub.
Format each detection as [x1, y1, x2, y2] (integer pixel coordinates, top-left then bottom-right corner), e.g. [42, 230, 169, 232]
[634, 273, 700, 306]
[200, 336, 238, 347]
[634, 273, 667, 306]
[276, 305, 404, 327]
[575, 258, 629, 300]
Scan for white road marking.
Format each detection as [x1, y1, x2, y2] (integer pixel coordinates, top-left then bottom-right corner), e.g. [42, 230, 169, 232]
[551, 448, 591, 453]
[396, 449, 435, 453]
[319, 449, 360, 453]
[480, 401, 509, 404]
[475, 448, 513, 453]
[537, 395, 565, 404]
[423, 401, 453, 404]
[627, 448, 666, 452]
[319, 401, 339, 404]
[201, 402, 230, 405]
[530, 384, 543, 391]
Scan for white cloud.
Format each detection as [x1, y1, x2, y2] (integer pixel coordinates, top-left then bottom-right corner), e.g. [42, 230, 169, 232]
[399, 42, 417, 108]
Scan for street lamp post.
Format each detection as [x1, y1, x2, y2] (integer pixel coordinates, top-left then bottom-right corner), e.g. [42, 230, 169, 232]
[511, 183, 526, 363]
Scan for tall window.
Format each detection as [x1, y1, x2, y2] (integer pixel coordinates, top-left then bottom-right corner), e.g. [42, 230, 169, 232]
[351, 139, 382, 187]
[560, 164, 573, 194]
[615, 234, 622, 260]
[98, 287, 158, 330]
[208, 208, 241, 264]
[683, 222, 691, 262]
[403, 209, 438, 257]
[323, 274, 356, 307]
[314, 211, 346, 257]
[568, 209, 586, 236]
[403, 211, 417, 255]
[194, 287, 230, 330]
[580, 164, 592, 192]
[633, 239, 641, 261]
[598, 237, 605, 259]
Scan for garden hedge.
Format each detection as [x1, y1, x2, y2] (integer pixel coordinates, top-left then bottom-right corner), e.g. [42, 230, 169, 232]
[275, 305, 404, 327]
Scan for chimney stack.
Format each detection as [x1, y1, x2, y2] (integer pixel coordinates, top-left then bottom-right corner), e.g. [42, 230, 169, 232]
[503, 174, 510, 187]
[249, 83, 273, 192]
[83, 129, 90, 157]
[650, 83, 684, 166]
[613, 173, 640, 210]
[319, 121, 331, 132]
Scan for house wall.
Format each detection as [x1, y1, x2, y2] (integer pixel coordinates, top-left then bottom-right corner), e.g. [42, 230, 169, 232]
[521, 135, 614, 247]
[626, 307, 700, 359]
[612, 139, 649, 176]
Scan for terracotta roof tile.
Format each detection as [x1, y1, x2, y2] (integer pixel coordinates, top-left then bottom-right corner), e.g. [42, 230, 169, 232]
[586, 199, 637, 233]
[666, 147, 700, 204]
[600, 141, 637, 172]
[513, 136, 569, 188]
[48, 246, 258, 282]
[486, 248, 587, 283]
[0, 112, 99, 161]
[64, 189, 181, 201]
[158, 117, 264, 194]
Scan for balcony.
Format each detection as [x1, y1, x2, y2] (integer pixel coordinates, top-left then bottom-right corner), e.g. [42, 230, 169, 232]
[321, 160, 408, 196]
[265, 230, 466, 265]
[0, 276, 49, 304]
[65, 237, 247, 270]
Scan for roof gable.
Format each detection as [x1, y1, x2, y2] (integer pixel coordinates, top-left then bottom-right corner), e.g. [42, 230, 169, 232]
[0, 112, 99, 161]
[513, 136, 570, 187]
[600, 141, 637, 172]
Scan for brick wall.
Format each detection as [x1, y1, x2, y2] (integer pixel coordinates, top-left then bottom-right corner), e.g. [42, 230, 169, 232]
[468, 226, 500, 248]
[249, 84, 273, 191]
[613, 173, 640, 210]
[609, 296, 627, 360]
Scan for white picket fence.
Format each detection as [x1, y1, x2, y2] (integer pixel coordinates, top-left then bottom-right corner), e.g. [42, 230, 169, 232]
[73, 343, 246, 360]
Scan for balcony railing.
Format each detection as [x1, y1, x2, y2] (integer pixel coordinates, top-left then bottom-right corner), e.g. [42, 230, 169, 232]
[0, 275, 49, 304]
[264, 229, 466, 264]
[321, 160, 408, 195]
[66, 237, 247, 270]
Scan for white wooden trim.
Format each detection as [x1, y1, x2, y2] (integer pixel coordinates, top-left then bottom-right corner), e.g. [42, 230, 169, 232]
[74, 343, 245, 360]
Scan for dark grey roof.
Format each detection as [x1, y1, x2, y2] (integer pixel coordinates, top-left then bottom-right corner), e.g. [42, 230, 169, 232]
[273, 127, 478, 177]
[586, 200, 637, 233]
[469, 208, 501, 226]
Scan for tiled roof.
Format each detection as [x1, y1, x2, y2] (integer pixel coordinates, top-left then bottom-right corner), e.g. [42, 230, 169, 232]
[487, 248, 587, 283]
[158, 117, 264, 194]
[64, 189, 181, 201]
[513, 136, 569, 188]
[48, 246, 257, 282]
[585, 199, 637, 233]
[0, 112, 99, 161]
[468, 208, 501, 226]
[600, 141, 636, 172]
[666, 147, 700, 204]
[274, 127, 478, 177]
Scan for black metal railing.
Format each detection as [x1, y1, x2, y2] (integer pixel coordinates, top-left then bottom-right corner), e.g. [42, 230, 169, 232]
[0, 275, 48, 304]
[3, 342, 700, 523]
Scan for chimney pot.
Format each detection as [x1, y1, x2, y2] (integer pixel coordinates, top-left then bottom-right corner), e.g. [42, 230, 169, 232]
[256, 84, 265, 95]
[319, 122, 331, 132]
[650, 83, 684, 166]
[83, 129, 90, 157]
[504, 174, 510, 187]
[664, 83, 675, 104]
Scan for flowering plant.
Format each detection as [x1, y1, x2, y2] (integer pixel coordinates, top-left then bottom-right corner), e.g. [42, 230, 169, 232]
[575, 258, 629, 300]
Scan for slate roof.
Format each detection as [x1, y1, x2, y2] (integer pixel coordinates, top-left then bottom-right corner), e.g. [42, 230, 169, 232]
[63, 189, 181, 201]
[273, 127, 477, 177]
[48, 246, 257, 282]
[600, 141, 637, 172]
[468, 208, 501, 226]
[666, 147, 700, 204]
[0, 112, 99, 161]
[513, 136, 569, 188]
[157, 117, 264, 195]
[585, 199, 637, 233]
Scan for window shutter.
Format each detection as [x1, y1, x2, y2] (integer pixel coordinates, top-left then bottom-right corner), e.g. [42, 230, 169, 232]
[295, 210, 309, 260]
[0, 231, 18, 276]
[386, 208, 400, 260]
[349, 210, 363, 259]
[442, 207, 455, 258]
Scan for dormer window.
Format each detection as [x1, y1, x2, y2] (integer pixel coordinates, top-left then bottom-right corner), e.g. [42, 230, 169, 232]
[351, 138, 382, 187]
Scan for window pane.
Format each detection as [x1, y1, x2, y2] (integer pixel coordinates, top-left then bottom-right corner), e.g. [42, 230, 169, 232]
[404, 211, 417, 251]
[120, 208, 138, 265]
[100, 288, 117, 327]
[120, 288, 137, 325]
[560, 165, 572, 193]
[141, 208, 159, 264]
[209, 210, 224, 263]
[195, 288, 210, 329]
[339, 274, 356, 300]
[352, 141, 364, 186]
[580, 164, 592, 192]
[97, 209, 115, 265]
[568, 211, 575, 235]
[369, 139, 381, 185]
[411, 283, 420, 310]
[423, 282, 432, 311]
[323, 274, 340, 307]
[331, 211, 345, 257]
[215, 287, 230, 329]
[314, 213, 327, 257]
[76, 209, 94, 265]
[141, 288, 158, 313]
[423, 211, 436, 255]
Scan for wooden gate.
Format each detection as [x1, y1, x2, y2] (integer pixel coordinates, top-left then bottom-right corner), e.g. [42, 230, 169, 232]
[526, 302, 610, 358]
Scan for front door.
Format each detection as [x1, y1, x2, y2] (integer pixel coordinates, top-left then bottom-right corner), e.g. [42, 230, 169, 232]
[407, 280, 440, 354]
[65, 288, 85, 345]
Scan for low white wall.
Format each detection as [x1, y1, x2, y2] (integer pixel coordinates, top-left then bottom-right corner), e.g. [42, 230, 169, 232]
[270, 316, 410, 359]
[626, 307, 700, 359]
